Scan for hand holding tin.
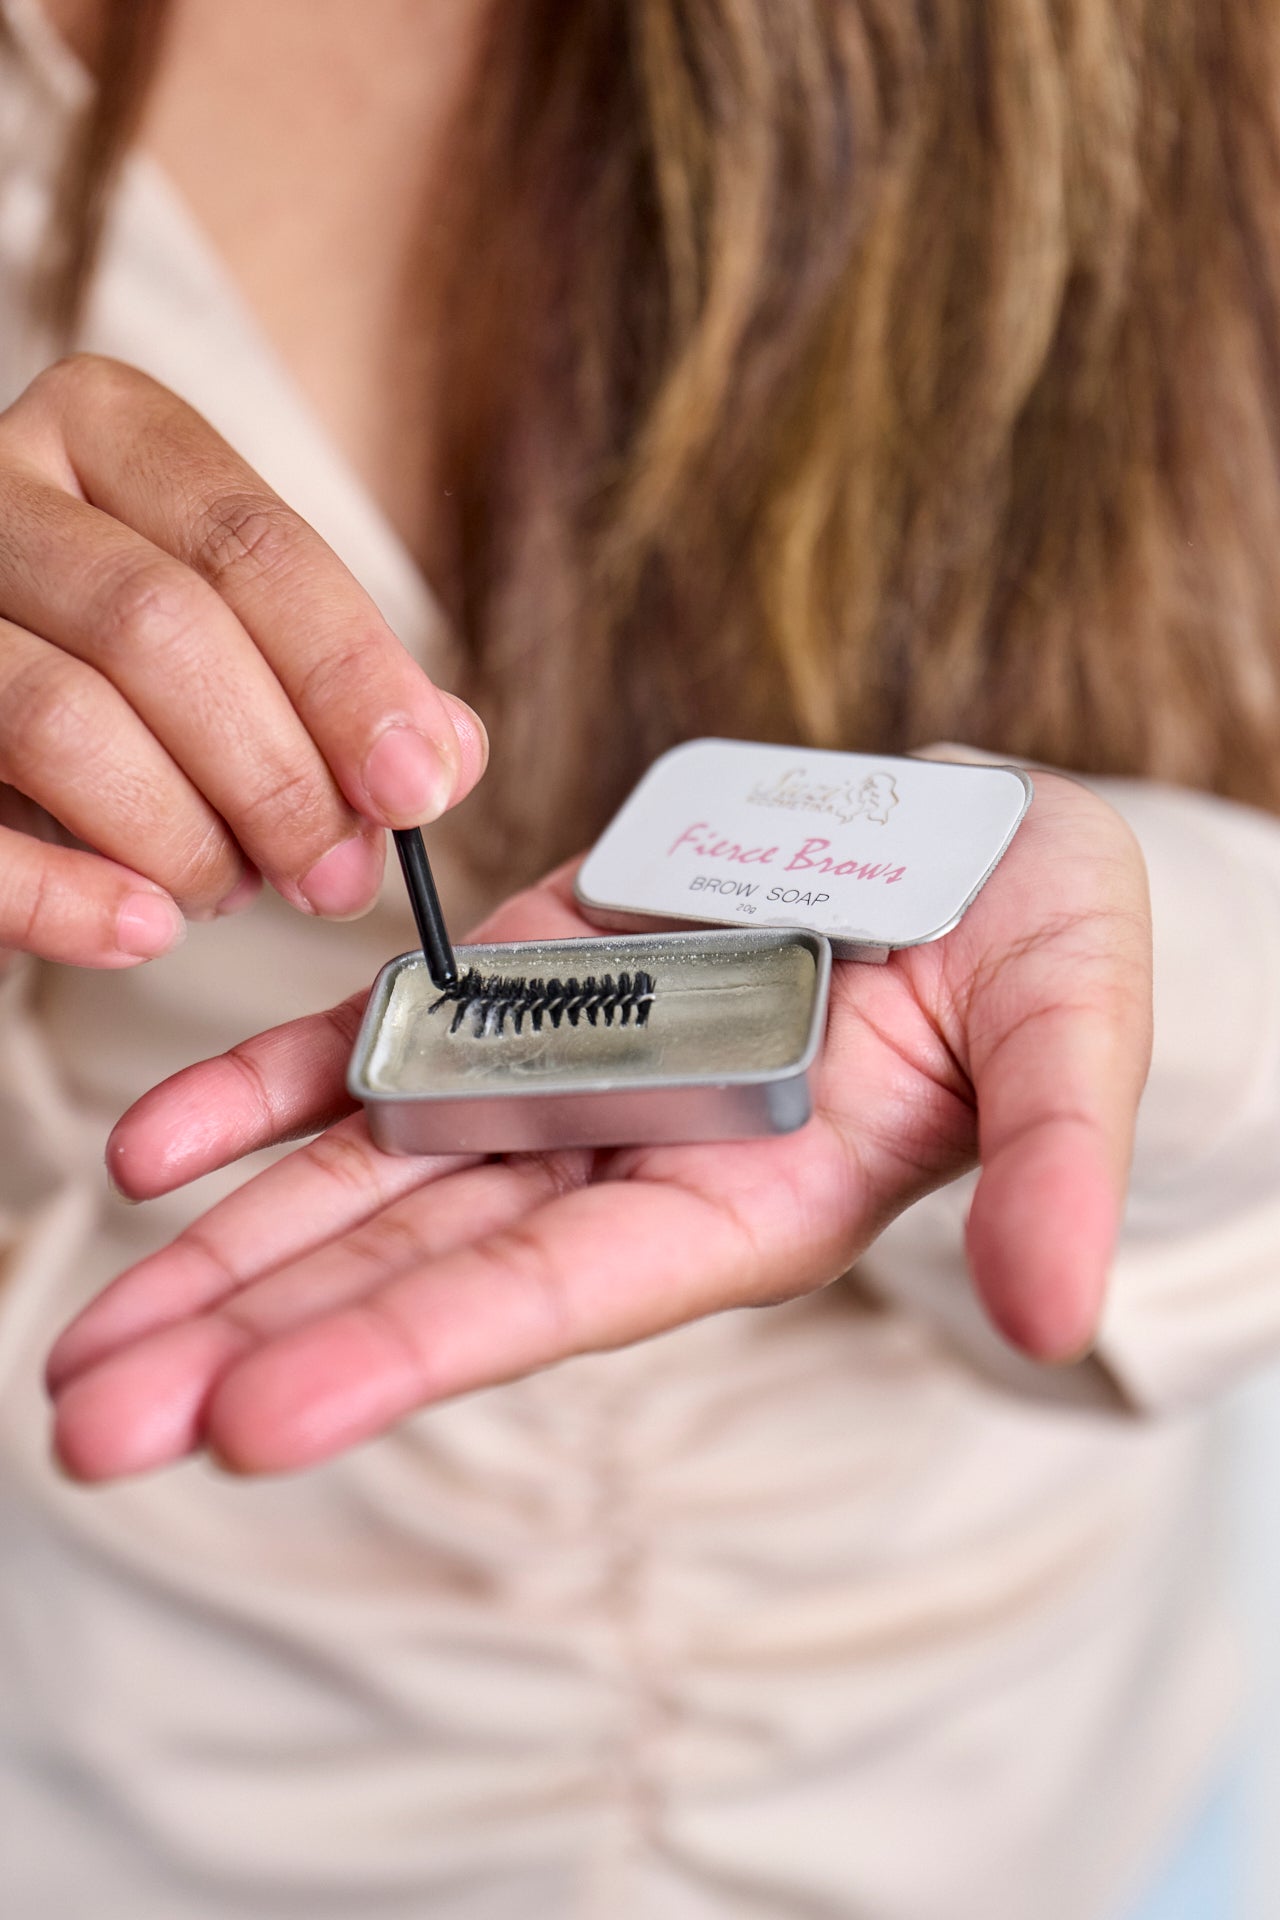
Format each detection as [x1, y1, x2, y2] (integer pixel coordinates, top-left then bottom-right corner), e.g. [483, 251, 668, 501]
[0, 356, 485, 965]
[362, 745, 1029, 1153]
[50, 772, 1153, 1482]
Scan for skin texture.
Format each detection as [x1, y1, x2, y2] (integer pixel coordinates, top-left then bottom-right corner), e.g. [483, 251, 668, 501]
[46, 771, 1153, 1482]
[0, 355, 487, 964]
[48, 0, 485, 563]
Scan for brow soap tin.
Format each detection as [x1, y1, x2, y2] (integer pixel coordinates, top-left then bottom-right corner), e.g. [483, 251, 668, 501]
[576, 739, 1032, 961]
[350, 743, 1030, 1155]
[350, 927, 830, 1155]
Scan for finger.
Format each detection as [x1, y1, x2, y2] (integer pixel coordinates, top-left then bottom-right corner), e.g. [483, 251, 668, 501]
[964, 983, 1149, 1361]
[204, 1154, 841, 1473]
[105, 865, 598, 1199]
[2, 357, 487, 826]
[0, 469, 385, 917]
[0, 615, 243, 913]
[69, 1117, 851, 1478]
[105, 989, 372, 1200]
[947, 788, 1153, 1360]
[49, 1111, 483, 1393]
[50, 1156, 584, 1479]
[0, 823, 186, 966]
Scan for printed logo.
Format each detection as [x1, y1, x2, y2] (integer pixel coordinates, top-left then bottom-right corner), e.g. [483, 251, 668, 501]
[746, 766, 900, 827]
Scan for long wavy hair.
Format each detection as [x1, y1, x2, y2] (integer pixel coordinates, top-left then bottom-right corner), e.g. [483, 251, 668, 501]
[41, 0, 1280, 878]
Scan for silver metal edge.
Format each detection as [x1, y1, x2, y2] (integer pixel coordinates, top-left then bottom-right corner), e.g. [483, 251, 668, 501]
[346, 955, 406, 1105]
[568, 899, 892, 965]
[350, 926, 833, 1108]
[879, 763, 1034, 950]
[366, 1075, 803, 1155]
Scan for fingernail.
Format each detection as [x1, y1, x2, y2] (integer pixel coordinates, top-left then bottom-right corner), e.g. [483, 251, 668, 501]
[105, 1165, 139, 1206]
[439, 692, 489, 777]
[298, 834, 382, 916]
[216, 869, 261, 917]
[1047, 1331, 1098, 1368]
[116, 893, 186, 959]
[363, 725, 453, 825]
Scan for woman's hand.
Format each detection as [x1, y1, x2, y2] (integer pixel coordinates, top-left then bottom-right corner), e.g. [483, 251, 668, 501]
[46, 773, 1152, 1481]
[0, 355, 485, 965]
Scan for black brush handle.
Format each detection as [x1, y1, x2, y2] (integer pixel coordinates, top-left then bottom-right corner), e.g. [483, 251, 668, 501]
[392, 827, 459, 990]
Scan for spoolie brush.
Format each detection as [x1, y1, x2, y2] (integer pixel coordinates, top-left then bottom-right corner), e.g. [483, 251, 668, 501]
[430, 968, 655, 1039]
[392, 828, 656, 1039]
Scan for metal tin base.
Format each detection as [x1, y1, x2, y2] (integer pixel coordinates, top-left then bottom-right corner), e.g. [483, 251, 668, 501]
[349, 928, 831, 1155]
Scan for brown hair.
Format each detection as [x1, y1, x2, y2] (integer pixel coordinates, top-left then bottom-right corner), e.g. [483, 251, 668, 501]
[46, 1, 1280, 880]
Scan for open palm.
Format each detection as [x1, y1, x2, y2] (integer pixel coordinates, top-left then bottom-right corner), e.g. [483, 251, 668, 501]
[47, 772, 1152, 1480]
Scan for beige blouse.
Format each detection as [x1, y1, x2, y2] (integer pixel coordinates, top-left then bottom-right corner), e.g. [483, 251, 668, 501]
[2, 5, 1279, 1916]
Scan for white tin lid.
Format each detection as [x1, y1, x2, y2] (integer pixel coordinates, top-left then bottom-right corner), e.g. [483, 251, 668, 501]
[575, 739, 1032, 961]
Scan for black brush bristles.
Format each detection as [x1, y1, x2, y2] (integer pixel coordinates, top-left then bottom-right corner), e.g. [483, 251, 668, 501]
[430, 968, 656, 1039]
[390, 824, 658, 1041]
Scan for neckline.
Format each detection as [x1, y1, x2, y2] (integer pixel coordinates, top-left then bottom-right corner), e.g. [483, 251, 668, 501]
[1, 0, 447, 662]
[1, 0, 83, 107]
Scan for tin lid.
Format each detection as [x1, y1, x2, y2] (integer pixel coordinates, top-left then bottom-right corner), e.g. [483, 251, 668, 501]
[575, 739, 1032, 961]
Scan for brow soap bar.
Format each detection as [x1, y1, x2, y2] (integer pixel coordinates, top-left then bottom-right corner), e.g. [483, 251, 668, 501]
[349, 927, 831, 1156]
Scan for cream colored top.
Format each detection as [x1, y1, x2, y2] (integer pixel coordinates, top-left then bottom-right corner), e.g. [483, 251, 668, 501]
[2, 5, 1279, 1915]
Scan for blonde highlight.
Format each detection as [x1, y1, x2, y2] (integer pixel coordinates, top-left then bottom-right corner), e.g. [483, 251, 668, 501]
[49, 1, 1280, 887]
